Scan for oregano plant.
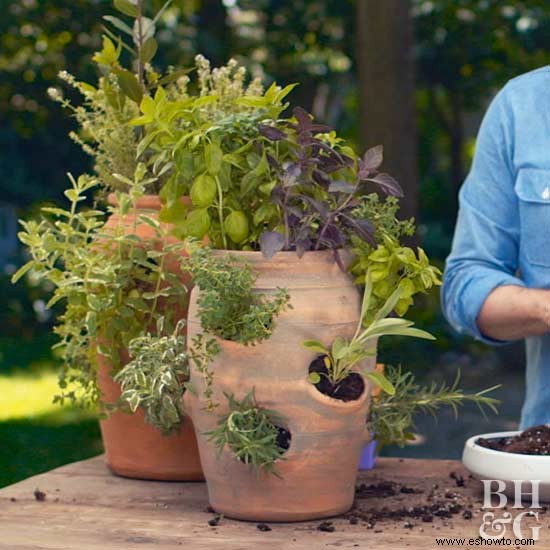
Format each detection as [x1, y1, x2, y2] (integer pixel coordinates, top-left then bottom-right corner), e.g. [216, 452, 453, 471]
[12, 167, 187, 406]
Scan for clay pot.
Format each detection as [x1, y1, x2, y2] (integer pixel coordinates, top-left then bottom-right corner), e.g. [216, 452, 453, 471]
[185, 250, 376, 521]
[98, 353, 203, 480]
[97, 194, 204, 481]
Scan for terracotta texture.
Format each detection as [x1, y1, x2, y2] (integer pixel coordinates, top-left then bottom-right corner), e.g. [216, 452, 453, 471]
[185, 250, 376, 521]
[97, 194, 203, 481]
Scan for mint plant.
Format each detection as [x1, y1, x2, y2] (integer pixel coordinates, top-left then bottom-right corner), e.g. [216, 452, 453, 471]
[114, 319, 188, 434]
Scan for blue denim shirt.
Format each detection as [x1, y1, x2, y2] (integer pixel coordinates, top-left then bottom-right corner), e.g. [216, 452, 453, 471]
[442, 66, 550, 429]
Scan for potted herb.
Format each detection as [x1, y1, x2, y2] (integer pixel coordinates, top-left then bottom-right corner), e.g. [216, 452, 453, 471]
[12, 0, 192, 480]
[183, 252, 436, 521]
[131, 88, 447, 519]
[181, 243, 498, 521]
[14, 0, 295, 480]
[12, 169, 207, 479]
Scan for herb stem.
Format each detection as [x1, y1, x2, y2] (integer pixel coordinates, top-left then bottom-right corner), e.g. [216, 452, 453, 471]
[215, 175, 228, 249]
[136, 0, 144, 87]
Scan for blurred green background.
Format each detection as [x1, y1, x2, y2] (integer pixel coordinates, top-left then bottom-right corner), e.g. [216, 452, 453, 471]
[2, 0, 549, 487]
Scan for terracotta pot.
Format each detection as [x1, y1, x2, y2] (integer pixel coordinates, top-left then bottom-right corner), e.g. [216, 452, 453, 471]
[185, 250, 376, 521]
[98, 354, 203, 480]
[97, 194, 204, 481]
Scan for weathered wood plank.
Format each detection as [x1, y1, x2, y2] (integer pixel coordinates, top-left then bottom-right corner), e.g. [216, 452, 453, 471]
[0, 456, 548, 549]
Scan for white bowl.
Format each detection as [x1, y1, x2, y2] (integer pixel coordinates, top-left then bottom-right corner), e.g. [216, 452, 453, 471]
[462, 430, 550, 502]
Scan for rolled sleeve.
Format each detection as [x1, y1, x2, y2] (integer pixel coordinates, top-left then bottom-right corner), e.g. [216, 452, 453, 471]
[442, 85, 524, 345]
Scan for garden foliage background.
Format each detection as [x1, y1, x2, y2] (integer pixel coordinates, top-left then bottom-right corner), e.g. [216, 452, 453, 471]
[1, 0, 549, 486]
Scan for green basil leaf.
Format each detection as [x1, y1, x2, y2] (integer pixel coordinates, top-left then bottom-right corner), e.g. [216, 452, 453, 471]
[205, 143, 223, 175]
[190, 174, 217, 208]
[224, 211, 249, 244]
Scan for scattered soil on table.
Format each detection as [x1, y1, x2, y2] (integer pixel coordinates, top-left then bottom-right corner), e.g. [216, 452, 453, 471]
[208, 516, 220, 527]
[256, 523, 272, 532]
[450, 471, 465, 487]
[309, 357, 365, 401]
[344, 477, 471, 529]
[33, 489, 46, 502]
[356, 481, 423, 499]
[476, 424, 550, 455]
[317, 521, 335, 532]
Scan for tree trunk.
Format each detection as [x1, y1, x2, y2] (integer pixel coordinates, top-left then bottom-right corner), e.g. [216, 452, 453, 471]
[355, 0, 418, 223]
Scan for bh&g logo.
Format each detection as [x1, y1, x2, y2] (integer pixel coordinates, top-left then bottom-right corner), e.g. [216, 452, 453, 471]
[480, 480, 541, 541]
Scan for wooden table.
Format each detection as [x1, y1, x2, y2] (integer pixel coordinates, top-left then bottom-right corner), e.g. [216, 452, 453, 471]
[1, 456, 548, 549]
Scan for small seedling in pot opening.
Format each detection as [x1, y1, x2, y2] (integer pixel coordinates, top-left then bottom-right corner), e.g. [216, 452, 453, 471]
[303, 272, 435, 397]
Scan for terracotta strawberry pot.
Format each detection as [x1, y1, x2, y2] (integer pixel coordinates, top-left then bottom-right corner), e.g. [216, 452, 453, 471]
[97, 194, 204, 481]
[185, 250, 376, 521]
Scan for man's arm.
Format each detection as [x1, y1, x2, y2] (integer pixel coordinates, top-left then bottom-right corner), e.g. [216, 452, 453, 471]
[477, 285, 550, 341]
[442, 85, 535, 344]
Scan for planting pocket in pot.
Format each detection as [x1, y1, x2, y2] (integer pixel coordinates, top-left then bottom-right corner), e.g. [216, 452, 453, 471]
[515, 169, 550, 268]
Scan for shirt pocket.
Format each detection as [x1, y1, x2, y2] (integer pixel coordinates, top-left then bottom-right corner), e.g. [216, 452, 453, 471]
[515, 168, 550, 267]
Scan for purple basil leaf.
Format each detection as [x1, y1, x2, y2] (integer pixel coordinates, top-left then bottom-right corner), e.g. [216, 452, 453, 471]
[283, 162, 301, 187]
[266, 153, 280, 170]
[260, 231, 285, 259]
[259, 124, 287, 141]
[320, 224, 345, 248]
[357, 160, 371, 181]
[312, 169, 330, 187]
[293, 106, 332, 135]
[328, 180, 356, 194]
[298, 195, 329, 217]
[340, 215, 377, 246]
[368, 173, 404, 197]
[293, 106, 311, 128]
[362, 145, 384, 172]
[334, 249, 346, 271]
[295, 238, 312, 258]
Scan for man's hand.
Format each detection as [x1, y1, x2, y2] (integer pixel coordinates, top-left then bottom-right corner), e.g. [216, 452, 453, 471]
[477, 285, 550, 341]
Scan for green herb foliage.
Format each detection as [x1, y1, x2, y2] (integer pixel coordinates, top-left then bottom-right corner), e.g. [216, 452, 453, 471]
[368, 365, 500, 448]
[206, 392, 287, 474]
[184, 246, 291, 345]
[114, 319, 188, 435]
[131, 56, 294, 248]
[349, 194, 441, 319]
[303, 273, 435, 392]
[13, 168, 187, 406]
[186, 333, 221, 413]
[49, 0, 189, 193]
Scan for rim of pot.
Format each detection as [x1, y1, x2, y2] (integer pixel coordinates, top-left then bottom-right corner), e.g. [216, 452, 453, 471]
[210, 248, 351, 261]
[107, 193, 191, 210]
[302, 375, 370, 413]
